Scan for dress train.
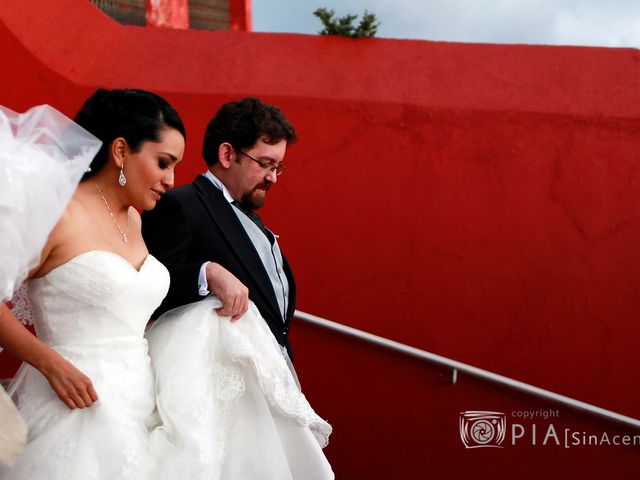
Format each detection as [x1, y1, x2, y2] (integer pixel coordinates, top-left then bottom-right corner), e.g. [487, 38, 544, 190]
[147, 297, 334, 480]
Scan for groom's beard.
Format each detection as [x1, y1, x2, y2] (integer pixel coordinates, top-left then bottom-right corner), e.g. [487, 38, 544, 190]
[240, 181, 272, 211]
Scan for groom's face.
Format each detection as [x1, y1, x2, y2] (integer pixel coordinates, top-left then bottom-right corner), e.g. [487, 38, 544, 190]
[231, 137, 287, 211]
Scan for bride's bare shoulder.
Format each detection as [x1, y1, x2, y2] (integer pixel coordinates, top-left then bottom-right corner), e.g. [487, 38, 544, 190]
[30, 188, 93, 277]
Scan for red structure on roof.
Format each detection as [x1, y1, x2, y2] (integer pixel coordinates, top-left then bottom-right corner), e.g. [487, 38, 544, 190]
[91, 0, 251, 30]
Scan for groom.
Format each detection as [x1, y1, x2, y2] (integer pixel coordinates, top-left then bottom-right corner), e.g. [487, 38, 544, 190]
[142, 97, 298, 359]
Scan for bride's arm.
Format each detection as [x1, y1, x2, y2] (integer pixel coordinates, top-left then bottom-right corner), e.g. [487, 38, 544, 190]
[0, 206, 98, 409]
[0, 304, 98, 409]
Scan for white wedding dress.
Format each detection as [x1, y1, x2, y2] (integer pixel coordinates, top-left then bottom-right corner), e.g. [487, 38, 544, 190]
[147, 297, 333, 480]
[1, 251, 168, 479]
[2, 251, 333, 480]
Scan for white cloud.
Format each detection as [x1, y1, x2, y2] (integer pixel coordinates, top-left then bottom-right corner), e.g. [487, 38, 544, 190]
[252, 0, 640, 48]
[553, 4, 640, 47]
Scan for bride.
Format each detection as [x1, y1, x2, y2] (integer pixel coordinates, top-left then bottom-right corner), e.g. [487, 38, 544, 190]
[0, 90, 332, 479]
[0, 89, 186, 479]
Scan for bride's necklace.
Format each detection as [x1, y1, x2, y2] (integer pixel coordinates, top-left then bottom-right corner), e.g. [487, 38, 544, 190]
[94, 183, 130, 244]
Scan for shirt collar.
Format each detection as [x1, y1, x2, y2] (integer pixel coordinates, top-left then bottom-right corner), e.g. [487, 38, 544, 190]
[203, 170, 235, 204]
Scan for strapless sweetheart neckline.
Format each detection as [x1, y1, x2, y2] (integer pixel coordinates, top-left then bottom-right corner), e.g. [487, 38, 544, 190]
[34, 250, 153, 279]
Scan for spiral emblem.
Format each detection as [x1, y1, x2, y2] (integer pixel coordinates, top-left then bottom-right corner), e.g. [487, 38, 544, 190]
[459, 411, 506, 448]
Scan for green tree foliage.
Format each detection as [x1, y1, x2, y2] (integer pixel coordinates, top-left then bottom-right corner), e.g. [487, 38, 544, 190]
[313, 8, 380, 38]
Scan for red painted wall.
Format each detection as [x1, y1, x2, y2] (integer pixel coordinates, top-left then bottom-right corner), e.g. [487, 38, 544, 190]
[1, 1, 640, 478]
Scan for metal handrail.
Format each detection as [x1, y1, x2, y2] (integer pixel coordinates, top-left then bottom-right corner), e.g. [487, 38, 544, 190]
[294, 310, 640, 429]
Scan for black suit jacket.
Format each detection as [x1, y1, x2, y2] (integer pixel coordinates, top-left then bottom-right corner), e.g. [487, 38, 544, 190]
[141, 175, 297, 359]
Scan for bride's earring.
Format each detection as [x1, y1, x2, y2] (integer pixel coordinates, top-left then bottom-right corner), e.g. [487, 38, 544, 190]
[119, 165, 127, 187]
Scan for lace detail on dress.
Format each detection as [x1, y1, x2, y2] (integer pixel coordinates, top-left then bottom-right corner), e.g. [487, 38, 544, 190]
[0, 282, 33, 353]
[11, 282, 34, 326]
[222, 305, 332, 447]
[217, 365, 244, 401]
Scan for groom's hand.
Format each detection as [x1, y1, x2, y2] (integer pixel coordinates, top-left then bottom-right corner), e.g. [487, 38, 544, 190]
[205, 263, 249, 321]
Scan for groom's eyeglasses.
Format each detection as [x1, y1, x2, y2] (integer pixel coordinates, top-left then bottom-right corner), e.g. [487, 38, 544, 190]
[237, 150, 286, 176]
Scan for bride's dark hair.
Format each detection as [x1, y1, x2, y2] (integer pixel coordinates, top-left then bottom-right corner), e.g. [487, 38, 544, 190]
[75, 89, 186, 181]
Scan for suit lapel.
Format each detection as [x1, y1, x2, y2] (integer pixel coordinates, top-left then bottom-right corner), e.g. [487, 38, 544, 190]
[192, 175, 283, 321]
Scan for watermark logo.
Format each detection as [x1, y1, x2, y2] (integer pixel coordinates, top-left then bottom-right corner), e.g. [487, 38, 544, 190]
[459, 409, 640, 448]
[459, 411, 506, 448]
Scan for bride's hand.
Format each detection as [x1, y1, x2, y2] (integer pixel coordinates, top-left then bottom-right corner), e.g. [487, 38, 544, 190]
[39, 352, 99, 409]
[0, 304, 98, 409]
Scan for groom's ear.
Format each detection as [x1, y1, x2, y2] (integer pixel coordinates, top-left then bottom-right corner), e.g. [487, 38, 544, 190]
[218, 142, 234, 169]
[111, 137, 127, 168]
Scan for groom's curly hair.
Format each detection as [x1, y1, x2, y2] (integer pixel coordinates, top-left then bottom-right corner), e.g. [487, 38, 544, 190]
[75, 89, 186, 181]
[202, 97, 296, 167]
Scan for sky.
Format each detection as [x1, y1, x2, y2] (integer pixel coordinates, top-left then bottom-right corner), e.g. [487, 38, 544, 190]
[252, 0, 640, 48]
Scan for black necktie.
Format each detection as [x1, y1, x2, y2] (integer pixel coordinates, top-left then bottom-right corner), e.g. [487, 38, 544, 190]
[232, 201, 275, 245]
